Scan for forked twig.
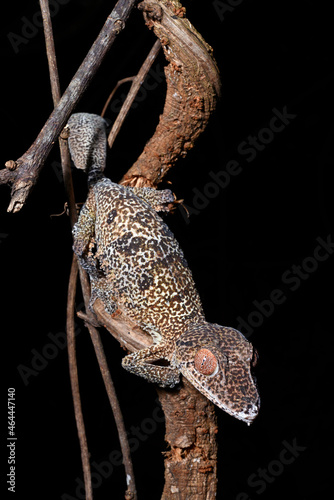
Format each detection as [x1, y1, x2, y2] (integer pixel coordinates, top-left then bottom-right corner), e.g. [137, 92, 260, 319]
[101, 77, 136, 118]
[107, 39, 161, 149]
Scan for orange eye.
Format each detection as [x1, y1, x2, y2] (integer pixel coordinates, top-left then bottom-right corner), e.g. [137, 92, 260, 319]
[194, 348, 218, 376]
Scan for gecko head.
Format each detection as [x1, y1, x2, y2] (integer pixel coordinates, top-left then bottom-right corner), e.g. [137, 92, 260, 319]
[67, 113, 108, 175]
[174, 323, 260, 424]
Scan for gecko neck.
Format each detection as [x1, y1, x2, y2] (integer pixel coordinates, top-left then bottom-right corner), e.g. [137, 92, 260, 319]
[87, 164, 104, 185]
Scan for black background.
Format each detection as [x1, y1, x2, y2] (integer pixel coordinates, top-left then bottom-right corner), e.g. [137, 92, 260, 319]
[1, 1, 333, 499]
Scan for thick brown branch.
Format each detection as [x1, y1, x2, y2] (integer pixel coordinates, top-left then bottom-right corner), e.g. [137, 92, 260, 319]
[92, 299, 153, 353]
[157, 378, 218, 500]
[121, 0, 221, 186]
[1, 0, 138, 213]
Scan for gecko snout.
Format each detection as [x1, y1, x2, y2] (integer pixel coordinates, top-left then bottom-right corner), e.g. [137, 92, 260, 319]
[175, 322, 260, 423]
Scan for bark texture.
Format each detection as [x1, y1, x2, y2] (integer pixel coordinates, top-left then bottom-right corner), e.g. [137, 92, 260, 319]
[158, 379, 218, 500]
[121, 0, 221, 187]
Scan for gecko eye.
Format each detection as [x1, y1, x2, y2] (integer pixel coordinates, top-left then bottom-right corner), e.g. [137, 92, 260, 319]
[194, 348, 218, 376]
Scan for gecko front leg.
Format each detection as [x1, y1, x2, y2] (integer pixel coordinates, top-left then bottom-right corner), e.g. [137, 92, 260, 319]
[72, 189, 118, 314]
[72, 189, 97, 271]
[129, 187, 176, 212]
[122, 342, 180, 388]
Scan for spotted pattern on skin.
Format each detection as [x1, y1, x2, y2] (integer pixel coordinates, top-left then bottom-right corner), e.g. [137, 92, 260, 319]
[89, 179, 204, 338]
[174, 324, 260, 424]
[67, 113, 108, 178]
[68, 113, 260, 424]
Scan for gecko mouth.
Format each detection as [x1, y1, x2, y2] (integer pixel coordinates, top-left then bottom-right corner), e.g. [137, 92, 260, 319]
[151, 358, 170, 367]
[238, 402, 260, 425]
[186, 374, 260, 424]
[218, 398, 260, 425]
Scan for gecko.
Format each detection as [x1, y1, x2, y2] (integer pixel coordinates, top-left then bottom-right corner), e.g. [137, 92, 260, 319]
[67, 112, 260, 424]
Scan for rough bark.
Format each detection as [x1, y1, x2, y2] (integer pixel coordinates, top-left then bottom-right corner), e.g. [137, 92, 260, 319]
[121, 0, 221, 187]
[157, 379, 218, 500]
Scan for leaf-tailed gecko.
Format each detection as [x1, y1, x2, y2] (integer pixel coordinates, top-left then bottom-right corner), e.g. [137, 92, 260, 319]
[67, 113, 260, 424]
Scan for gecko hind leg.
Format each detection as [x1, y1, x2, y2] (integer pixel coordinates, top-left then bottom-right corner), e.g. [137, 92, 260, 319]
[89, 277, 118, 315]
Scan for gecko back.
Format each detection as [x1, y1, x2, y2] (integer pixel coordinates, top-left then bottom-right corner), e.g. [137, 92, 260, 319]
[84, 177, 205, 340]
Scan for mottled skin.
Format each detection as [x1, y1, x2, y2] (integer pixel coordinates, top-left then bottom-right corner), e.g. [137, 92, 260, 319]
[68, 113, 260, 424]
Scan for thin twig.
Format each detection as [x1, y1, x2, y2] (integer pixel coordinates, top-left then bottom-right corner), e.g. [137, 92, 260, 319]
[78, 269, 138, 500]
[39, 1, 92, 497]
[39, 0, 77, 226]
[67, 256, 93, 500]
[107, 39, 161, 149]
[39, 0, 61, 104]
[101, 77, 135, 118]
[39, 1, 137, 498]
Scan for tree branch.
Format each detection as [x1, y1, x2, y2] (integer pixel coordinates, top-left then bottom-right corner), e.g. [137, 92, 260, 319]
[121, 0, 221, 187]
[101, 77, 136, 118]
[157, 378, 218, 500]
[1, 0, 138, 213]
[66, 256, 94, 500]
[107, 39, 161, 149]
